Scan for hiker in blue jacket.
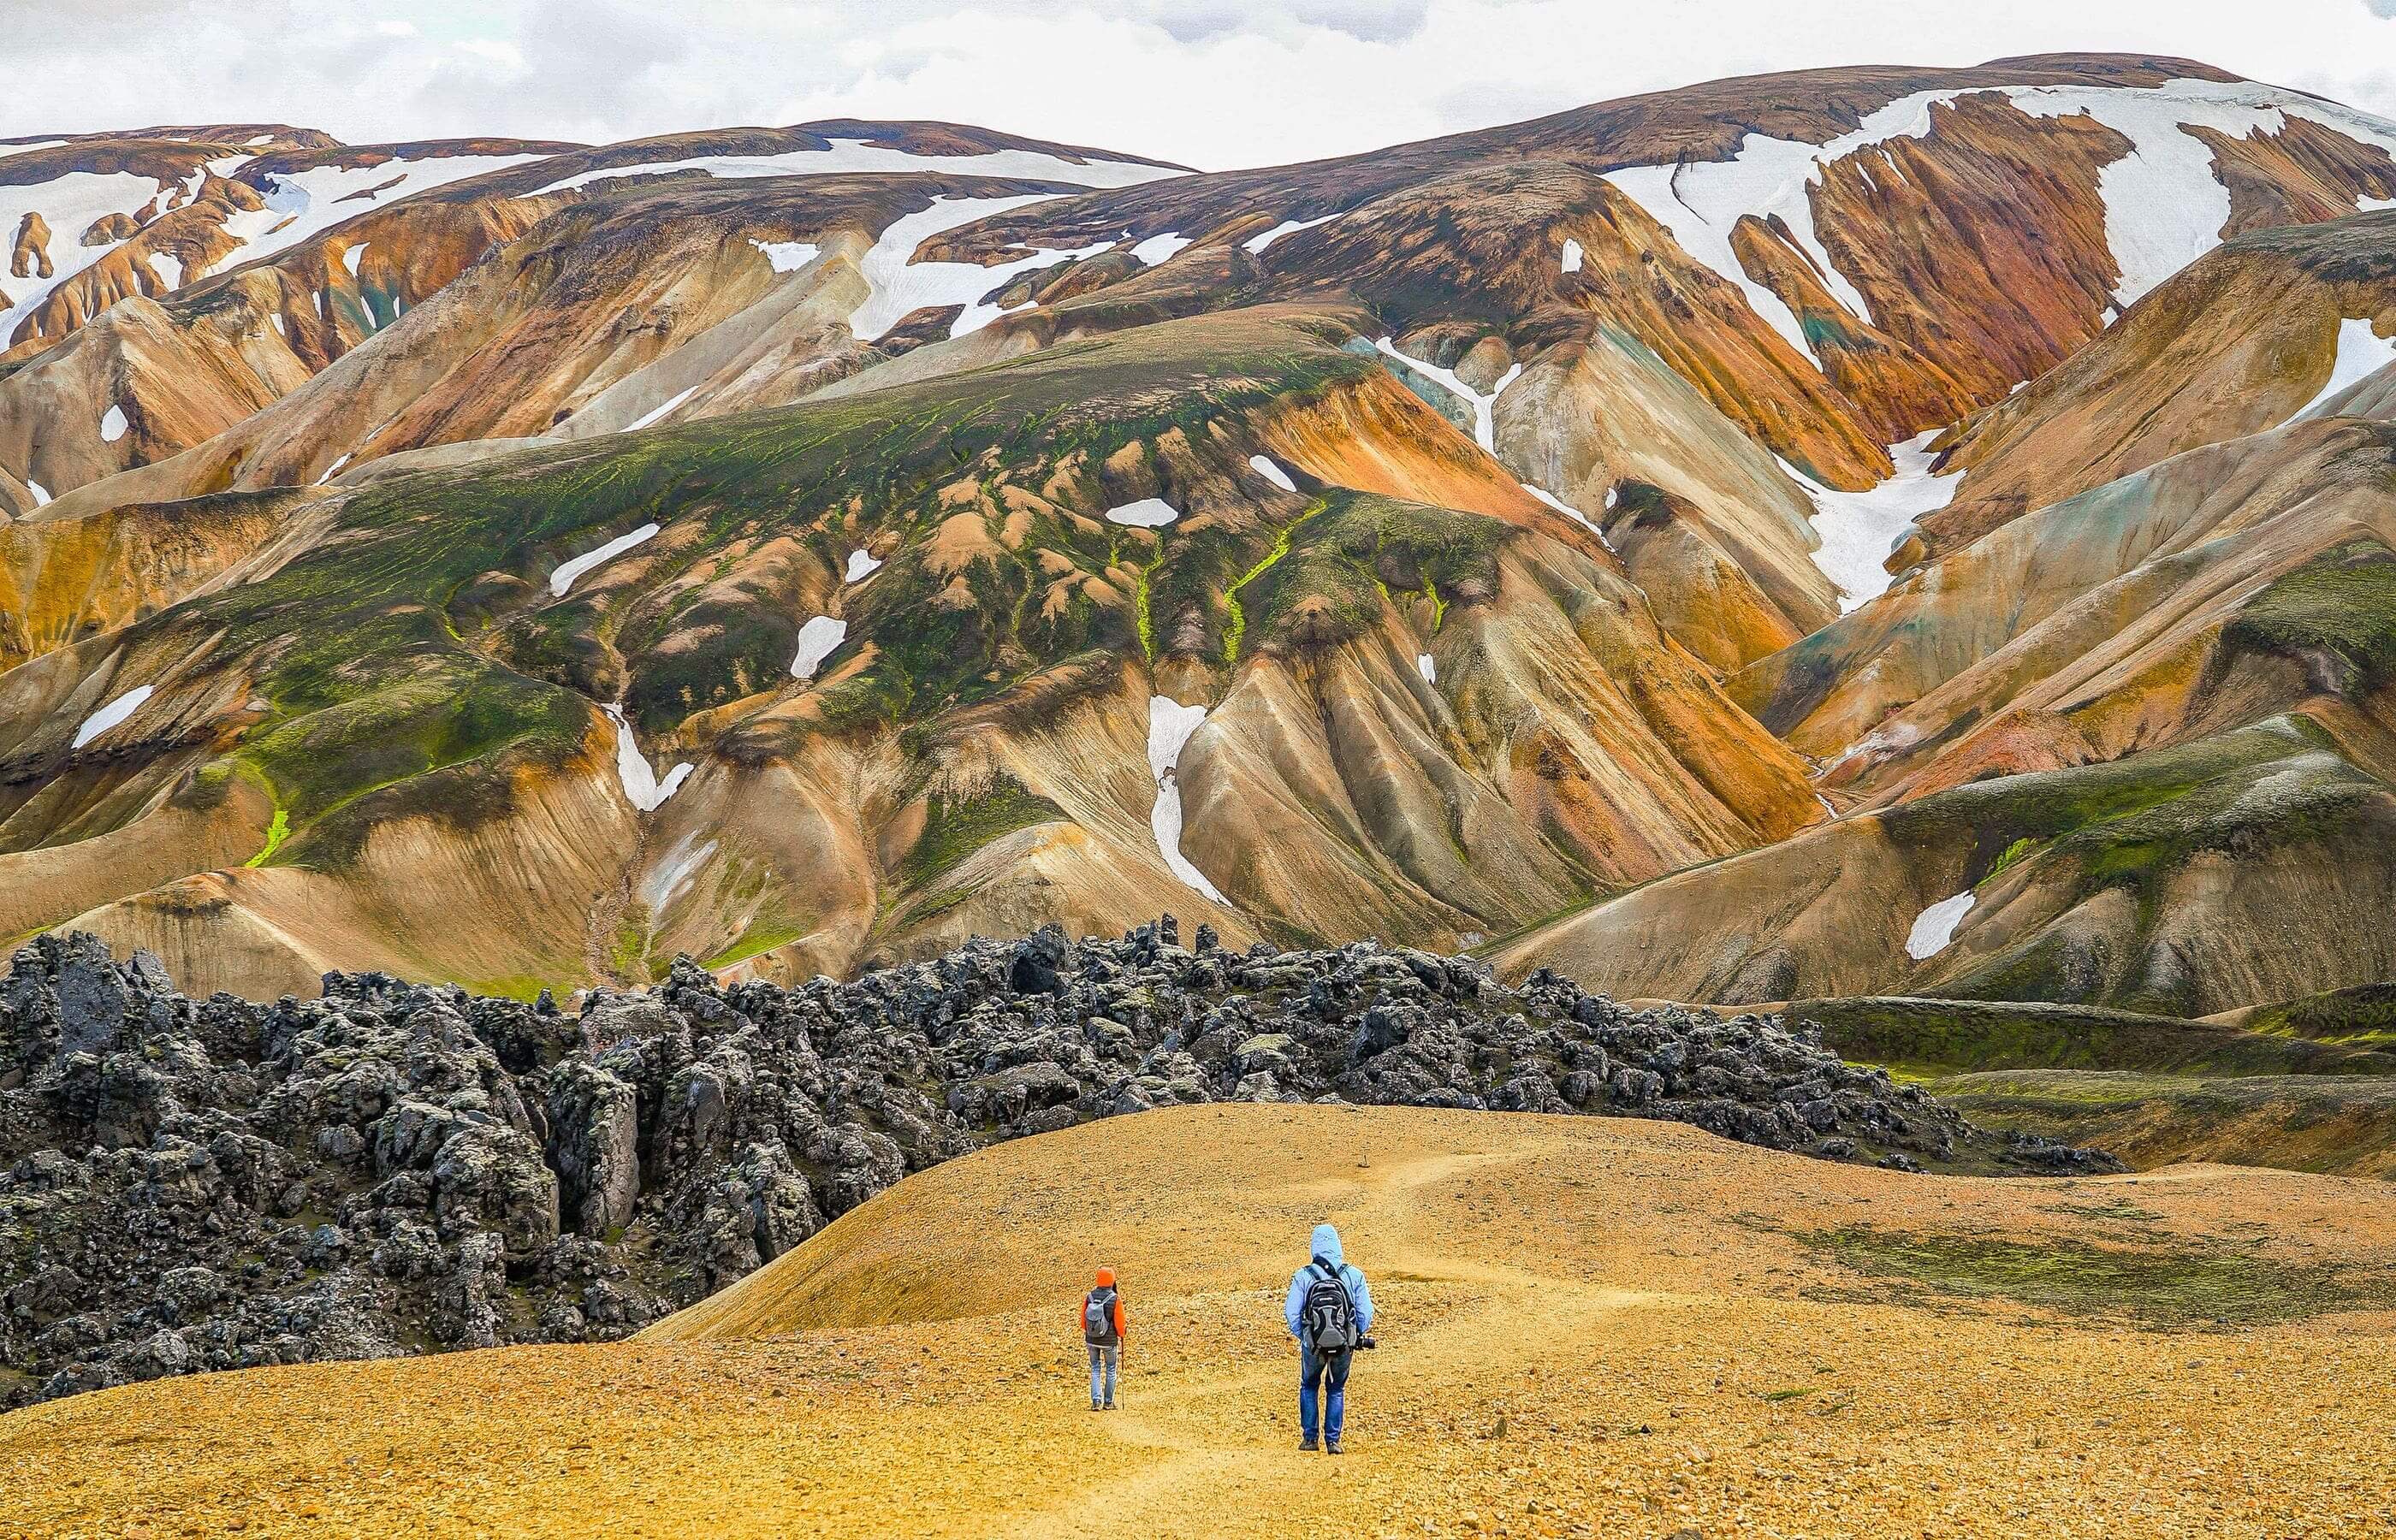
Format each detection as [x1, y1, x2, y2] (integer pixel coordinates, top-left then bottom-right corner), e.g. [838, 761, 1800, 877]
[1284, 1222, 1373, 1454]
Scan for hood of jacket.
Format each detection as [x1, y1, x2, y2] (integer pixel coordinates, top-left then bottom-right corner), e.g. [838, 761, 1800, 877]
[1094, 1267, 1116, 1288]
[1310, 1223, 1343, 1268]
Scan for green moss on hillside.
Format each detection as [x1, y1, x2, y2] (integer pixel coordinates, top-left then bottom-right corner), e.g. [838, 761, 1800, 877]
[1794, 996, 2396, 1079]
[2221, 541, 2396, 693]
[1804, 1224, 2396, 1327]
[116, 309, 1373, 868]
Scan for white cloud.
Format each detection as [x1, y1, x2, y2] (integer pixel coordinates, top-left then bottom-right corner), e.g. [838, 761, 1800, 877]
[454, 37, 526, 69]
[0, 1, 2389, 172]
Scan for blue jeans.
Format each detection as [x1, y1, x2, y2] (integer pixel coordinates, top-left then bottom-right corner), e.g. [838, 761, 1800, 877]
[1088, 1342, 1118, 1405]
[1298, 1343, 1351, 1443]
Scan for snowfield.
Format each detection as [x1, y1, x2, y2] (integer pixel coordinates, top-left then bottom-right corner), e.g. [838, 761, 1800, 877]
[1906, 891, 1977, 961]
[218, 151, 552, 280]
[1248, 454, 1296, 493]
[0, 169, 160, 345]
[1243, 212, 1339, 255]
[1373, 337, 1520, 453]
[1781, 432, 1960, 610]
[71, 684, 154, 749]
[98, 406, 128, 443]
[1130, 231, 1192, 264]
[604, 705, 693, 813]
[791, 615, 847, 679]
[521, 137, 1180, 200]
[1600, 76, 2396, 363]
[1517, 480, 1610, 548]
[550, 523, 661, 596]
[846, 193, 1109, 343]
[1147, 696, 1226, 903]
[1105, 498, 1181, 528]
[2292, 318, 2396, 422]
[845, 548, 883, 583]
[625, 386, 699, 434]
[748, 239, 821, 273]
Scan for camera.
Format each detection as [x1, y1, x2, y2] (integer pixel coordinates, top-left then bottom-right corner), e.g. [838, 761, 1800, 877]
[1355, 1336, 1378, 1350]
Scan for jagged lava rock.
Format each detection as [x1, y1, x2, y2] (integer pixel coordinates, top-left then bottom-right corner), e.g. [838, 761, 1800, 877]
[0, 925, 2111, 1407]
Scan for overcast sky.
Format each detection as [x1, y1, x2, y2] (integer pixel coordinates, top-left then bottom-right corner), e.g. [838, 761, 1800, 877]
[10, 1, 2396, 171]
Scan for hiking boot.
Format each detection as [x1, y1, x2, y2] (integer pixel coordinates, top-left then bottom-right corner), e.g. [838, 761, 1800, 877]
[1324, 1439, 1343, 1456]
[1089, 1401, 1102, 1412]
[1298, 1436, 1319, 1452]
[1103, 1400, 1117, 1410]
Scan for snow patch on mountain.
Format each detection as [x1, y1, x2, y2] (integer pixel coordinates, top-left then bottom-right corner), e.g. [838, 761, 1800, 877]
[1782, 432, 1959, 611]
[1373, 337, 1520, 453]
[603, 705, 693, 814]
[2292, 318, 2396, 421]
[1600, 76, 2396, 356]
[1417, 653, 1436, 684]
[522, 138, 1179, 201]
[313, 453, 352, 486]
[1147, 696, 1226, 903]
[849, 193, 1114, 342]
[791, 615, 846, 679]
[1243, 212, 1339, 255]
[845, 548, 883, 583]
[219, 151, 549, 278]
[1603, 135, 1873, 366]
[748, 239, 821, 273]
[71, 685, 153, 749]
[1248, 454, 1296, 492]
[1517, 480, 1612, 549]
[0, 169, 157, 345]
[1907, 891, 1976, 960]
[551, 522, 661, 595]
[98, 405, 128, 442]
[1130, 231, 1192, 264]
[625, 386, 698, 433]
[1106, 498, 1181, 528]
[27, 480, 50, 506]
[1560, 237, 1583, 274]
[145, 252, 182, 290]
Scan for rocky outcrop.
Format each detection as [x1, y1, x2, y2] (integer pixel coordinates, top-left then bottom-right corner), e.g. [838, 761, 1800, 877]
[9, 212, 50, 281]
[0, 924, 2110, 1407]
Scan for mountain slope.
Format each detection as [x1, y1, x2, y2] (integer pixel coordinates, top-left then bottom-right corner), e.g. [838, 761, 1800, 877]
[0, 305, 1819, 995]
[9, 59, 2396, 1004]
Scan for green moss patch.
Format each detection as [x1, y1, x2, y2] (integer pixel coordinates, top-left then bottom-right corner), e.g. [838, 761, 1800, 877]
[2222, 542, 2396, 693]
[1802, 1224, 2396, 1328]
[898, 776, 1068, 888]
[1794, 996, 2396, 1079]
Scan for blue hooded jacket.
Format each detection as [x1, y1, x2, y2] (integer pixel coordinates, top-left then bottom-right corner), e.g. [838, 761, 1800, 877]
[1284, 1223, 1373, 1341]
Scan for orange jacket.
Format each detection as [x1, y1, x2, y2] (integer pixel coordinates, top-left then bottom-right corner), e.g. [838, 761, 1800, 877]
[1079, 1285, 1127, 1341]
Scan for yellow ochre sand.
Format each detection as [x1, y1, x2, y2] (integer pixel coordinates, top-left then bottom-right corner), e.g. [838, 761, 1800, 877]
[6, 1104, 2396, 1537]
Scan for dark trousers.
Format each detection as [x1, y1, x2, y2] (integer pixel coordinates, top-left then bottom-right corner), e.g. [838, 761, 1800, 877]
[1298, 1343, 1351, 1443]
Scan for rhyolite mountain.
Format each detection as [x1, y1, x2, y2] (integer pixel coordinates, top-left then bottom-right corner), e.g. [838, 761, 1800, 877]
[3, 56, 2396, 1016]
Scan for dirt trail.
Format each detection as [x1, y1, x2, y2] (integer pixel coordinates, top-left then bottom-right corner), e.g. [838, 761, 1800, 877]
[8, 1105, 2396, 1537]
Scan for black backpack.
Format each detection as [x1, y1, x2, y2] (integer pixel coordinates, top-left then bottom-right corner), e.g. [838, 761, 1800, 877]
[1299, 1259, 1356, 1353]
[1083, 1286, 1118, 1345]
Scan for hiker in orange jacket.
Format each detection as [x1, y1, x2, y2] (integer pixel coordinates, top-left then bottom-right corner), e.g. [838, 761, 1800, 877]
[1081, 1267, 1128, 1410]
